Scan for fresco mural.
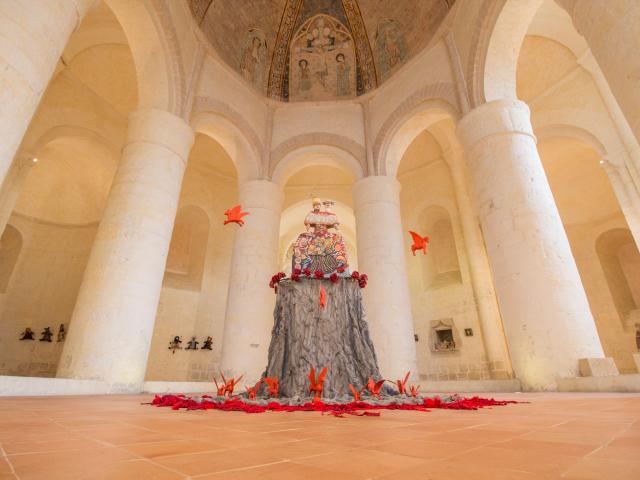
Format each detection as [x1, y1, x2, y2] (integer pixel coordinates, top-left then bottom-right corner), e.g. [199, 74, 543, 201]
[289, 15, 356, 101]
[239, 29, 268, 92]
[374, 18, 408, 81]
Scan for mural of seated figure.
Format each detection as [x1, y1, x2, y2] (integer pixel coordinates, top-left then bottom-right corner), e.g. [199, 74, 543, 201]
[291, 198, 348, 274]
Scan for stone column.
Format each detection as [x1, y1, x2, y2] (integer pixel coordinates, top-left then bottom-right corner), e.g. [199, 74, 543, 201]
[558, 0, 640, 144]
[602, 158, 640, 248]
[457, 99, 606, 390]
[220, 180, 283, 382]
[0, 0, 96, 189]
[352, 175, 418, 380]
[444, 147, 513, 379]
[0, 151, 36, 236]
[57, 109, 194, 392]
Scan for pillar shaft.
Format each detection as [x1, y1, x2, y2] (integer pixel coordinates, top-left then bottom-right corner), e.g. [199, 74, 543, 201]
[446, 148, 513, 379]
[220, 180, 283, 382]
[352, 175, 417, 380]
[57, 109, 194, 392]
[558, 0, 640, 144]
[0, 0, 96, 189]
[457, 99, 604, 390]
[0, 152, 34, 236]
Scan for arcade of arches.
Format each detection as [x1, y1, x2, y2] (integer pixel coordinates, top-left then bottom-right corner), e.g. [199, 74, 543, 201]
[1, 0, 640, 396]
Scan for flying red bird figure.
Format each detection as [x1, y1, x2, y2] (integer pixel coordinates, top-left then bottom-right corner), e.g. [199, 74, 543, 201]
[395, 371, 411, 395]
[348, 383, 366, 402]
[221, 372, 243, 397]
[245, 379, 262, 400]
[224, 205, 249, 226]
[408, 231, 430, 256]
[308, 367, 328, 402]
[366, 377, 386, 399]
[264, 377, 279, 398]
[213, 377, 226, 397]
[409, 384, 421, 398]
[319, 285, 327, 309]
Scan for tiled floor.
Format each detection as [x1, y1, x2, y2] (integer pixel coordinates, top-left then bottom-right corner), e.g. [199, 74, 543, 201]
[0, 392, 639, 479]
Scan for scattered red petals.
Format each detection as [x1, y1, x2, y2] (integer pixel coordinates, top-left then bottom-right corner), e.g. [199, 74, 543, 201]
[149, 395, 517, 417]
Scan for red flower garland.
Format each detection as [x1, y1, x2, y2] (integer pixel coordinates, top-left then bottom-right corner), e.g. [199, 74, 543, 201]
[329, 273, 339, 283]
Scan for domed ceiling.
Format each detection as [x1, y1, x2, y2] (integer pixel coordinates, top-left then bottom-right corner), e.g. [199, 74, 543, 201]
[188, 0, 455, 102]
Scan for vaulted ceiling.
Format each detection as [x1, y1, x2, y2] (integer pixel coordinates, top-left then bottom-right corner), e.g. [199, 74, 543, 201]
[188, 0, 454, 102]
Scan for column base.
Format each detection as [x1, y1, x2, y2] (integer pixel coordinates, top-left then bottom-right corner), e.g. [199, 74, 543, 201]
[578, 357, 619, 377]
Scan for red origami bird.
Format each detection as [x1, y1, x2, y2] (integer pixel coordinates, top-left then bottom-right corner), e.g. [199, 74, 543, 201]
[395, 371, 411, 395]
[319, 285, 327, 309]
[409, 231, 430, 256]
[264, 377, 279, 398]
[409, 384, 421, 398]
[221, 372, 243, 397]
[308, 367, 328, 402]
[348, 383, 366, 402]
[366, 377, 386, 399]
[224, 205, 249, 226]
[213, 377, 226, 397]
[245, 379, 262, 400]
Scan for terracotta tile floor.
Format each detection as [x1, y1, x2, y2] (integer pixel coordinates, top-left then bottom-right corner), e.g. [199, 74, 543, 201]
[0, 392, 639, 479]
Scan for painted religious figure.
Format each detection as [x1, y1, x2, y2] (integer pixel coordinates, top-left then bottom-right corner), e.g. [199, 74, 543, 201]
[239, 29, 267, 91]
[374, 18, 408, 81]
[289, 15, 356, 101]
[291, 198, 349, 274]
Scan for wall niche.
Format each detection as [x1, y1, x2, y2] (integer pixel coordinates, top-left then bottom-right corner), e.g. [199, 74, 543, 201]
[430, 318, 461, 353]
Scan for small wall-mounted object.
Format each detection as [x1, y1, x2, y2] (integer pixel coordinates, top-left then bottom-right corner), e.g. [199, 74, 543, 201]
[168, 335, 182, 354]
[19, 327, 35, 340]
[39, 327, 53, 342]
[201, 336, 213, 350]
[414, 334, 419, 342]
[185, 336, 199, 350]
[430, 318, 460, 352]
[464, 328, 473, 337]
[57, 324, 66, 342]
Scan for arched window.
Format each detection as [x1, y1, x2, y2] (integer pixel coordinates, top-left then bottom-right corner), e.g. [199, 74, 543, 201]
[164, 206, 210, 291]
[0, 225, 23, 293]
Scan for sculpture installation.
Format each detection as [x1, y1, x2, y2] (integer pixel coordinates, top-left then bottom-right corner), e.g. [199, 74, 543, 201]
[150, 198, 517, 415]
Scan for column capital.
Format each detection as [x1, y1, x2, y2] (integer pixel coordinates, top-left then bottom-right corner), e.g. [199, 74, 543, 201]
[352, 175, 400, 207]
[238, 179, 284, 213]
[127, 109, 194, 161]
[457, 99, 536, 153]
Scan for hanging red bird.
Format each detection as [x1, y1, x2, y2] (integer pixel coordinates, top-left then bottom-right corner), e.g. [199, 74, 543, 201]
[308, 367, 328, 402]
[409, 231, 430, 256]
[366, 377, 386, 399]
[319, 285, 327, 309]
[245, 379, 262, 400]
[224, 205, 249, 226]
[409, 384, 421, 398]
[348, 383, 366, 401]
[395, 371, 411, 395]
[264, 377, 279, 397]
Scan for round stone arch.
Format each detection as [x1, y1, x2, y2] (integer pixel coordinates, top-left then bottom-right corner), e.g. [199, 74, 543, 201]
[375, 97, 460, 178]
[270, 134, 365, 187]
[104, 0, 187, 114]
[191, 112, 262, 182]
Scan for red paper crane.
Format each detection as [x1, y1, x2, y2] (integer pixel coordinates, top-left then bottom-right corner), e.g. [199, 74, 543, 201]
[221, 372, 243, 397]
[409, 384, 421, 398]
[308, 367, 328, 402]
[224, 205, 249, 226]
[395, 371, 411, 395]
[213, 377, 226, 397]
[409, 231, 430, 256]
[319, 285, 327, 309]
[264, 377, 279, 398]
[366, 377, 386, 399]
[245, 379, 262, 400]
[348, 383, 366, 402]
